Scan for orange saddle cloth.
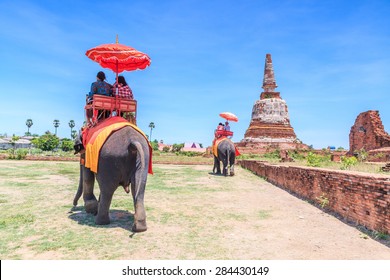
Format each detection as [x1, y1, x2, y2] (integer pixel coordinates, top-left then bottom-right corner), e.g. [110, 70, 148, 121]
[82, 116, 153, 174]
[212, 137, 241, 158]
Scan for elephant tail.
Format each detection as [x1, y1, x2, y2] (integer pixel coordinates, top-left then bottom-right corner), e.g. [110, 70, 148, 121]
[131, 141, 148, 200]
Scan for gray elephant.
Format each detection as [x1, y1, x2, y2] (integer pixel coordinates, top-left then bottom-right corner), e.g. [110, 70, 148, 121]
[73, 125, 151, 232]
[213, 139, 236, 176]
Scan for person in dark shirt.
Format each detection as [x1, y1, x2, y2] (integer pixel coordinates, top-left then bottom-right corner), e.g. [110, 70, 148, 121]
[88, 71, 113, 100]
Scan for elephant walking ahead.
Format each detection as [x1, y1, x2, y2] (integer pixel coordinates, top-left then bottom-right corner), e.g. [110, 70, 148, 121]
[213, 138, 237, 176]
[73, 118, 151, 232]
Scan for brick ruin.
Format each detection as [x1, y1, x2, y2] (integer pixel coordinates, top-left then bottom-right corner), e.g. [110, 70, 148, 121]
[349, 110, 390, 162]
[237, 54, 308, 153]
[239, 160, 390, 234]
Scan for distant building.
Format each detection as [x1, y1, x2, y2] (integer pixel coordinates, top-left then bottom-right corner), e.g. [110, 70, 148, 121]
[182, 142, 206, 152]
[0, 137, 32, 150]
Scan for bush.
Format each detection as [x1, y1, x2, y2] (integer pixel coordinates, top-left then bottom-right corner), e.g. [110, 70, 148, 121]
[150, 141, 159, 151]
[60, 138, 74, 152]
[31, 132, 60, 151]
[306, 152, 322, 167]
[172, 143, 184, 152]
[7, 148, 28, 160]
[162, 146, 170, 152]
[355, 148, 368, 162]
[175, 151, 203, 157]
[340, 156, 358, 170]
[289, 149, 305, 161]
[263, 149, 281, 160]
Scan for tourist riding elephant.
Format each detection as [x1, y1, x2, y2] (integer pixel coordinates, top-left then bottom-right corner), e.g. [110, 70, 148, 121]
[73, 125, 151, 232]
[213, 139, 236, 176]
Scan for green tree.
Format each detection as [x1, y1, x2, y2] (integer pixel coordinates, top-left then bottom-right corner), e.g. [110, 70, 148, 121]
[25, 119, 33, 136]
[53, 119, 60, 136]
[172, 143, 184, 152]
[148, 122, 155, 141]
[60, 138, 74, 152]
[150, 139, 159, 151]
[68, 120, 75, 139]
[31, 131, 59, 151]
[71, 130, 77, 140]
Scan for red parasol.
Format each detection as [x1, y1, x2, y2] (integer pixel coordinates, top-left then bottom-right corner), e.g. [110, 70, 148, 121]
[85, 36, 151, 84]
[219, 112, 238, 122]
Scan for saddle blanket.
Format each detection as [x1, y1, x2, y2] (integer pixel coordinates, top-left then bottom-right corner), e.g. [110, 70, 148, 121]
[212, 137, 241, 158]
[82, 116, 153, 174]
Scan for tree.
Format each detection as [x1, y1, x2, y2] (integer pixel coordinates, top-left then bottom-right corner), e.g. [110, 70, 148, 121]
[148, 122, 155, 141]
[25, 119, 33, 135]
[71, 130, 77, 140]
[60, 138, 74, 152]
[53, 119, 60, 135]
[68, 120, 75, 139]
[31, 131, 59, 151]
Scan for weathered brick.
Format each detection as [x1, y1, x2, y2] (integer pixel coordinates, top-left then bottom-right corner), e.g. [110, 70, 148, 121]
[238, 160, 390, 234]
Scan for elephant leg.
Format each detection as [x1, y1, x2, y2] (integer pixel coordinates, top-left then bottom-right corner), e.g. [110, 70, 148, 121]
[82, 167, 98, 215]
[133, 199, 147, 232]
[95, 189, 114, 225]
[213, 156, 221, 174]
[131, 170, 147, 232]
[222, 162, 228, 176]
[73, 163, 83, 206]
[230, 163, 235, 176]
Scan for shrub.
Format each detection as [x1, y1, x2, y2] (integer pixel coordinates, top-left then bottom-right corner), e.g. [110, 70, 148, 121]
[162, 146, 170, 152]
[172, 143, 184, 152]
[6, 148, 28, 160]
[60, 138, 74, 152]
[340, 156, 358, 170]
[355, 148, 368, 162]
[263, 149, 281, 160]
[306, 152, 322, 167]
[31, 132, 59, 151]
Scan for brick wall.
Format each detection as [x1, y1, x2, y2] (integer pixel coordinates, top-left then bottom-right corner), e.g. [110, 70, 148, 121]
[238, 160, 390, 234]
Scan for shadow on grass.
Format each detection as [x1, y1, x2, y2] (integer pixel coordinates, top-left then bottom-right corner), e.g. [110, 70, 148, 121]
[208, 172, 225, 176]
[208, 172, 234, 177]
[68, 207, 135, 234]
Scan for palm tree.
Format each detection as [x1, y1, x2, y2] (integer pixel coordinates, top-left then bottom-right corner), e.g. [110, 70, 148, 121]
[53, 119, 60, 136]
[68, 120, 75, 139]
[71, 130, 77, 140]
[148, 122, 155, 141]
[25, 119, 33, 135]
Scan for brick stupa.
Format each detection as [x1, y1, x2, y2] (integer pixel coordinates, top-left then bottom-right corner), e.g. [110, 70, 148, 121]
[349, 110, 390, 162]
[237, 54, 307, 153]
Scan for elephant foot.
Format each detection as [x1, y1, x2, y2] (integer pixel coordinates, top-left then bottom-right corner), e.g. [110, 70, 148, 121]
[132, 220, 147, 232]
[85, 200, 98, 215]
[95, 214, 110, 225]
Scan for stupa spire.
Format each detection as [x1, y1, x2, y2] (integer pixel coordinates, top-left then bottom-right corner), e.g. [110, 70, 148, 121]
[262, 54, 278, 93]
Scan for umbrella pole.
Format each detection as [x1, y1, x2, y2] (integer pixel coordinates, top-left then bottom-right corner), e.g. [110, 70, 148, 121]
[115, 60, 119, 96]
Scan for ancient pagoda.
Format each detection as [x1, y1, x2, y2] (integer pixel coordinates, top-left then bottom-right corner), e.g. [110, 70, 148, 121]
[237, 54, 307, 153]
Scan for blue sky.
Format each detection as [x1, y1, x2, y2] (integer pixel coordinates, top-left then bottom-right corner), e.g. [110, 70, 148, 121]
[0, 0, 389, 149]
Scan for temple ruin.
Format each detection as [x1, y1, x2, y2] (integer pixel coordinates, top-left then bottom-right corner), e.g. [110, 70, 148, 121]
[237, 54, 308, 153]
[349, 110, 390, 161]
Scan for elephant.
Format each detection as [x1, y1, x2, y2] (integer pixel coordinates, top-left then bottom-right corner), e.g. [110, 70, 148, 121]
[213, 138, 236, 176]
[73, 125, 150, 232]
